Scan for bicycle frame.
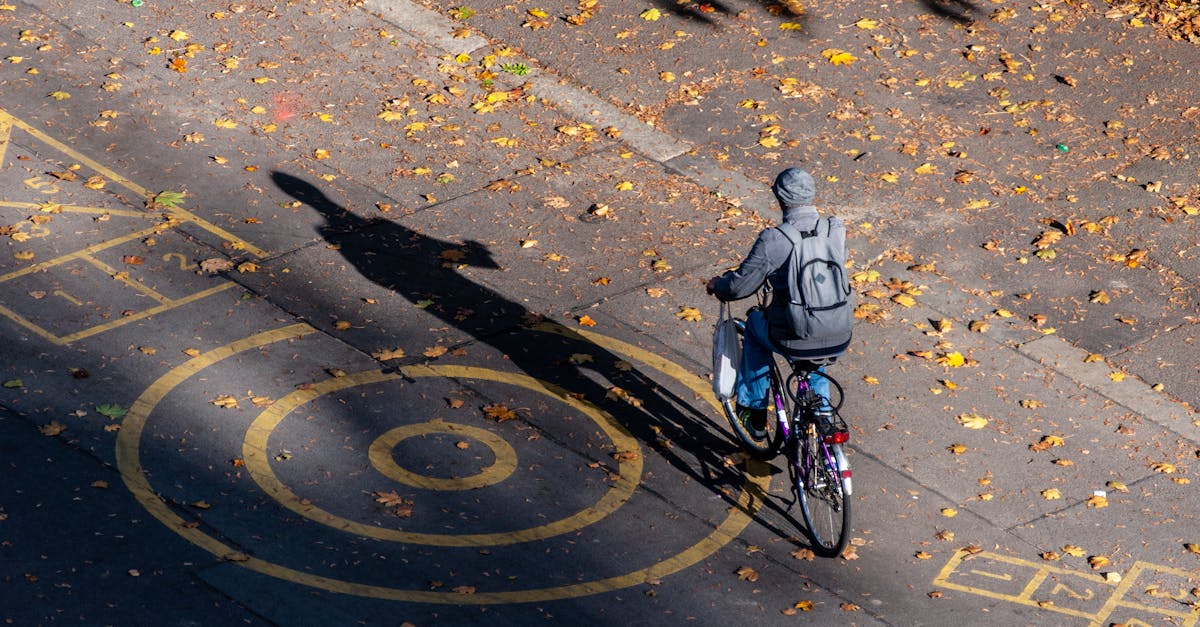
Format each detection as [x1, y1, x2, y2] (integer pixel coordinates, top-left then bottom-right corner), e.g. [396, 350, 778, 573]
[769, 360, 853, 497]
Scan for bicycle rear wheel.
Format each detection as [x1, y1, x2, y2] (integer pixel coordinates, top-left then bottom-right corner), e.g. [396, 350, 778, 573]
[796, 433, 851, 557]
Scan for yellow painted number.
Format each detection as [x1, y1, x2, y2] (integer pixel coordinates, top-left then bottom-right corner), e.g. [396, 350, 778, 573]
[1050, 582, 1094, 600]
[23, 176, 60, 195]
[161, 253, 190, 271]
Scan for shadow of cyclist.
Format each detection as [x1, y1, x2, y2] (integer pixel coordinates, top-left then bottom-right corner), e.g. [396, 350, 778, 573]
[267, 172, 799, 520]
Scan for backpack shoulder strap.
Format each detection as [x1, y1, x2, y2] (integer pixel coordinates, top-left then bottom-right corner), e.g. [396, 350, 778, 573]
[776, 221, 818, 243]
[775, 222, 800, 245]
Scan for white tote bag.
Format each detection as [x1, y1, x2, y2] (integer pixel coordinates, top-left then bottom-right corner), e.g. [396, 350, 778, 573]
[712, 301, 740, 400]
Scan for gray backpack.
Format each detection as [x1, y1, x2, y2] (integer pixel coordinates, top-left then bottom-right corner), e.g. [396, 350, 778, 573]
[776, 219, 854, 341]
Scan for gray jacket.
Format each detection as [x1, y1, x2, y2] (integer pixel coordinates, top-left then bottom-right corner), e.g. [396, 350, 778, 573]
[711, 205, 852, 359]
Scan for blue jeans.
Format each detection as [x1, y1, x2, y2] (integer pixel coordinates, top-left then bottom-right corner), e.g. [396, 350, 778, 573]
[737, 309, 830, 410]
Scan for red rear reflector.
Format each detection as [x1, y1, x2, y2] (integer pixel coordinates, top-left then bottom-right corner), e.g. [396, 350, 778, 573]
[824, 431, 849, 444]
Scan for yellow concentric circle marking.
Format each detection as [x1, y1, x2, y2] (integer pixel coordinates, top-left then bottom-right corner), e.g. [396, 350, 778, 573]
[368, 420, 517, 491]
[241, 364, 643, 547]
[116, 322, 772, 604]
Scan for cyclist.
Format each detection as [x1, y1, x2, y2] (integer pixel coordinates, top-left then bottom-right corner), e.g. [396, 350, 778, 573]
[706, 167, 853, 439]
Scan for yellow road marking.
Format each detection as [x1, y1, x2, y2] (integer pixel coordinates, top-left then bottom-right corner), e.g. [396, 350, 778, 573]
[0, 301, 62, 344]
[80, 255, 171, 305]
[243, 364, 643, 547]
[0, 107, 267, 258]
[118, 323, 770, 603]
[969, 569, 1013, 581]
[0, 224, 165, 283]
[55, 283, 237, 345]
[0, 111, 11, 166]
[0, 200, 150, 218]
[53, 290, 82, 306]
[368, 420, 518, 490]
[935, 549, 1200, 626]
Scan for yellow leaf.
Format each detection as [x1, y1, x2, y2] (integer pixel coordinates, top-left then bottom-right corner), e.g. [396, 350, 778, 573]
[48, 91, 70, 100]
[615, 181, 634, 191]
[794, 600, 814, 611]
[1106, 480, 1128, 493]
[211, 394, 239, 409]
[659, 71, 676, 82]
[821, 48, 857, 65]
[829, 51, 857, 65]
[1108, 371, 1125, 382]
[941, 508, 958, 518]
[675, 306, 703, 321]
[423, 345, 448, 358]
[891, 293, 916, 307]
[850, 269, 880, 283]
[39, 421, 67, 436]
[964, 199, 991, 210]
[1088, 555, 1110, 569]
[528, 8, 549, 17]
[1151, 462, 1177, 474]
[373, 347, 406, 361]
[879, 172, 899, 183]
[1063, 545, 1086, 557]
[483, 403, 518, 422]
[168, 30, 190, 41]
[736, 565, 759, 582]
[578, 315, 597, 327]
[1086, 494, 1109, 508]
[863, 375, 880, 385]
[854, 18, 878, 29]
[914, 162, 938, 175]
[937, 352, 966, 368]
[1185, 543, 1200, 554]
[758, 135, 783, 148]
[947, 443, 967, 455]
[213, 118, 238, 129]
[956, 413, 988, 429]
[1041, 488, 1062, 500]
[780, 22, 803, 30]
[640, 8, 662, 20]
[1029, 435, 1064, 451]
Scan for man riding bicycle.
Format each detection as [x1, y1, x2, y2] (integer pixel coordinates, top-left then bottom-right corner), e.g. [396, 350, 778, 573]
[706, 168, 853, 439]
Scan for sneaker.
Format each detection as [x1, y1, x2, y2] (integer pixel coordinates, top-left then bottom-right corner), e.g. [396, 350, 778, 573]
[736, 404, 768, 440]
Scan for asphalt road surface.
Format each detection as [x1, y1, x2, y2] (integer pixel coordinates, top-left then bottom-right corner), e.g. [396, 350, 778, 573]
[2, 0, 1198, 624]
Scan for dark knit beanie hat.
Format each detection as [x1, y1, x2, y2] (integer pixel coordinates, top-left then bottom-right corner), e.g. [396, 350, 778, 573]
[771, 168, 815, 208]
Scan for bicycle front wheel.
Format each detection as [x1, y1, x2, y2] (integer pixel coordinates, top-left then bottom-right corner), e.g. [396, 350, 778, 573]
[797, 435, 851, 557]
[722, 394, 783, 460]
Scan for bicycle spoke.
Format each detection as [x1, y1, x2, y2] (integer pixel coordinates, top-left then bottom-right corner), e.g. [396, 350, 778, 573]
[797, 435, 850, 557]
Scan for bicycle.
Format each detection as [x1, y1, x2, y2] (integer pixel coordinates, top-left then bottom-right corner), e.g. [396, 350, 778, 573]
[719, 297, 853, 558]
